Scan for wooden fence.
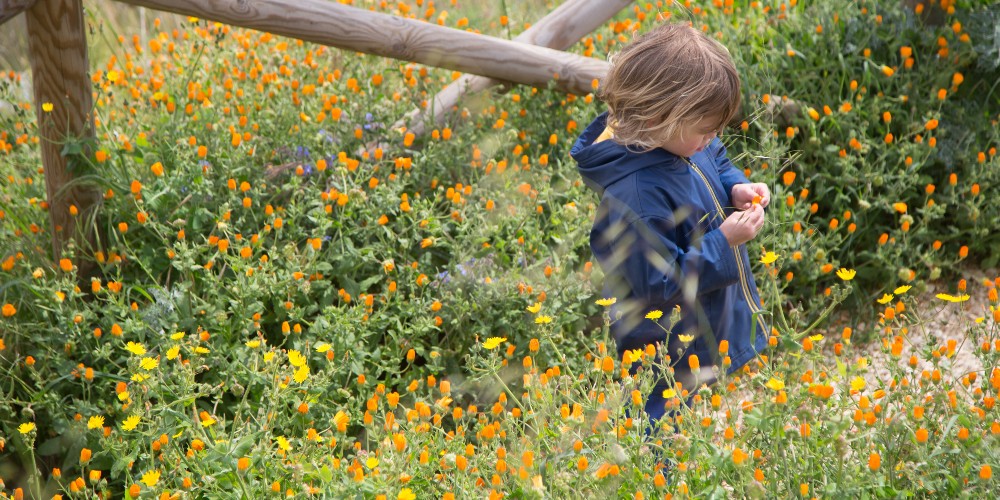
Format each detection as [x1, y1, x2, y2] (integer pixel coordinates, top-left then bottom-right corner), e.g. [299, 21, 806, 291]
[0, 0, 628, 264]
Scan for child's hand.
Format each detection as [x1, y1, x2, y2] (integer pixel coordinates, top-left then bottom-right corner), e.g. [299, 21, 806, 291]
[731, 183, 771, 210]
[719, 204, 765, 246]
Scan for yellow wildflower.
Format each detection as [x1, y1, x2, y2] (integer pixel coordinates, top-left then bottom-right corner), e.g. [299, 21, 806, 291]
[646, 310, 663, 320]
[288, 350, 307, 367]
[140, 357, 159, 371]
[622, 349, 643, 364]
[294, 365, 310, 383]
[122, 415, 141, 431]
[482, 337, 507, 350]
[140, 470, 160, 488]
[124, 342, 146, 356]
[760, 251, 779, 265]
[936, 293, 970, 303]
[276, 436, 291, 451]
[87, 415, 105, 430]
[850, 376, 866, 391]
[836, 268, 856, 281]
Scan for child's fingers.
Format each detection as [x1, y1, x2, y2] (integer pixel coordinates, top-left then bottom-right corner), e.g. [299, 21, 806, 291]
[752, 184, 771, 207]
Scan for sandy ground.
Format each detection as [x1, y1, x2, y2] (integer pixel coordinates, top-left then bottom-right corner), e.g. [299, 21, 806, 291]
[855, 266, 999, 387]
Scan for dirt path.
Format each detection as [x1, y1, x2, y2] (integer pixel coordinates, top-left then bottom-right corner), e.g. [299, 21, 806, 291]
[862, 266, 998, 385]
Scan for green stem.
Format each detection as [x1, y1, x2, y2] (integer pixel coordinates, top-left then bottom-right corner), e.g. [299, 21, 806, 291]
[490, 368, 526, 416]
[27, 443, 42, 500]
[792, 296, 844, 340]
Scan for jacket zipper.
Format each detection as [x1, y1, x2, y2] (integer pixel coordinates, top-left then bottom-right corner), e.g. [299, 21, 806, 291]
[684, 158, 767, 335]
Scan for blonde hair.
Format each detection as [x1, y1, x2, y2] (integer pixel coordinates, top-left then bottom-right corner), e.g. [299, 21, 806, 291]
[599, 23, 741, 152]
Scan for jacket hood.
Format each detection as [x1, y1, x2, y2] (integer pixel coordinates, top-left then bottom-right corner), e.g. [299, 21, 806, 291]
[571, 112, 683, 195]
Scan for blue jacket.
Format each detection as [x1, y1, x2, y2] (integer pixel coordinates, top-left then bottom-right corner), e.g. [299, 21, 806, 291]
[572, 112, 767, 375]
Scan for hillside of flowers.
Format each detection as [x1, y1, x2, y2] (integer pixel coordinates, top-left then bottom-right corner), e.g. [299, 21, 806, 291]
[1, 0, 999, 497]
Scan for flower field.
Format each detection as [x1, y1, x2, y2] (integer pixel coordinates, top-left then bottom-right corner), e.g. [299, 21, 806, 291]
[1, 0, 999, 497]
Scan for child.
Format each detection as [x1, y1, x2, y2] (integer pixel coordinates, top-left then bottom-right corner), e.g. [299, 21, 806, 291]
[571, 22, 770, 423]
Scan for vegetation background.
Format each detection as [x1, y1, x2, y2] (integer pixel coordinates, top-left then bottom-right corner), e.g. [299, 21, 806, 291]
[1, 0, 999, 498]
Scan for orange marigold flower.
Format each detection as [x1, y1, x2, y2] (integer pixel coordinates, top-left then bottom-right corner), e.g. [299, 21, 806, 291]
[688, 354, 700, 371]
[868, 452, 881, 470]
[782, 171, 796, 186]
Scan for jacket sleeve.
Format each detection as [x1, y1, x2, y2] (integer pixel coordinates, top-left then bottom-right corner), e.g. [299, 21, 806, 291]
[612, 214, 741, 303]
[710, 139, 749, 202]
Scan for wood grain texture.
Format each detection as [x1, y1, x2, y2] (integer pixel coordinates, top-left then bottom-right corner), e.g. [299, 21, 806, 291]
[116, 0, 608, 95]
[401, 0, 632, 136]
[26, 0, 98, 262]
[0, 0, 36, 26]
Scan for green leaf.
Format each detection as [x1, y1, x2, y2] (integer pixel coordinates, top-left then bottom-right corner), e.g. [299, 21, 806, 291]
[36, 437, 64, 456]
[61, 141, 83, 157]
[318, 465, 333, 482]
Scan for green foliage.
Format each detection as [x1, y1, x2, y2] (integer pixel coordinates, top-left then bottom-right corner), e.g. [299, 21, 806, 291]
[0, 0, 998, 498]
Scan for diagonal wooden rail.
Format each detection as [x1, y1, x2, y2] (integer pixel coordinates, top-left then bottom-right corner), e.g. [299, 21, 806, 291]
[1, 0, 36, 25]
[116, 0, 609, 96]
[400, 0, 631, 137]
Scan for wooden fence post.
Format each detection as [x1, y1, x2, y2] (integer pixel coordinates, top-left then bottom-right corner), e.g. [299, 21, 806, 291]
[116, 0, 608, 96]
[400, 0, 632, 137]
[26, 0, 98, 263]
